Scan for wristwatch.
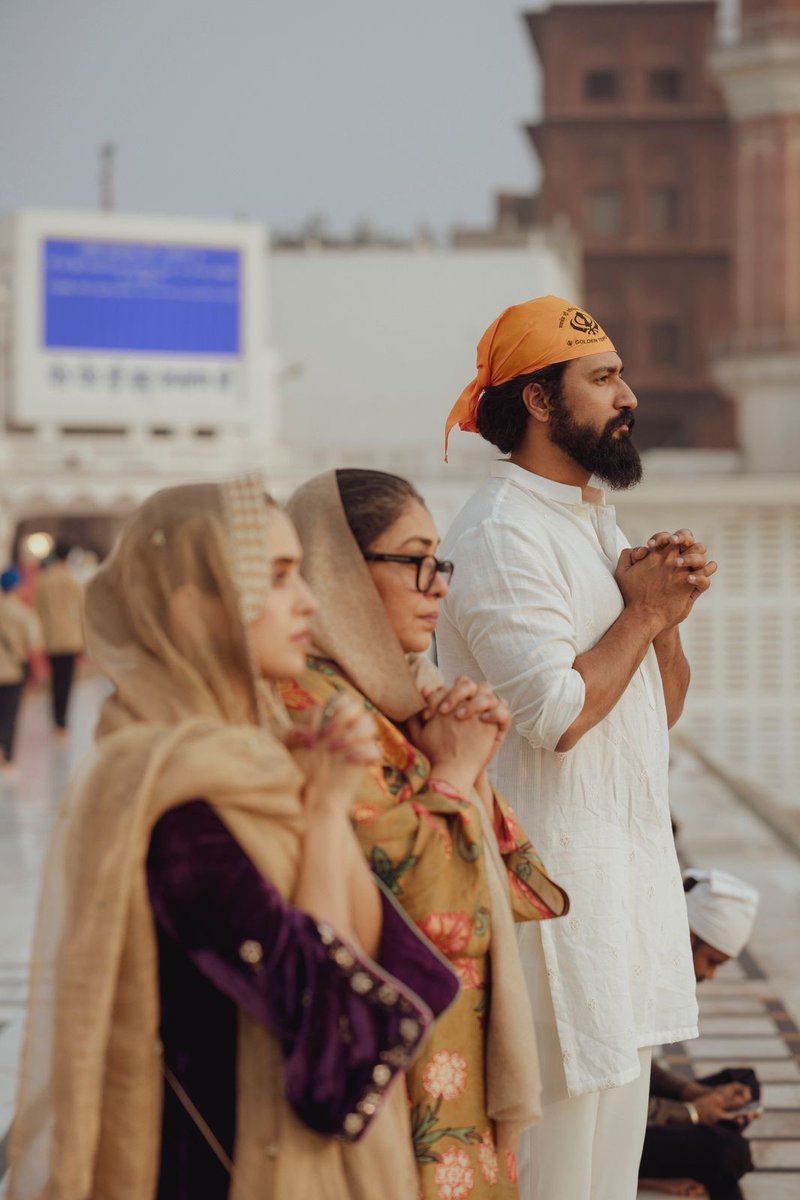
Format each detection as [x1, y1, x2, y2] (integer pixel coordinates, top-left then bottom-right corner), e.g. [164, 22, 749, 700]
[684, 1101, 700, 1125]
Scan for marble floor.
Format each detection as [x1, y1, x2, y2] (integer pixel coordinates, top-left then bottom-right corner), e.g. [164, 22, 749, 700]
[0, 676, 111, 1186]
[0, 682, 798, 1198]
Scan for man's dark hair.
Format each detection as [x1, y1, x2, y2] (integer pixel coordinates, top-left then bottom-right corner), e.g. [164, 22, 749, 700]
[475, 361, 568, 454]
[53, 540, 72, 561]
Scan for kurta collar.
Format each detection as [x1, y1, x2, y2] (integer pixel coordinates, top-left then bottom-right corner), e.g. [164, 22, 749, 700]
[490, 460, 607, 508]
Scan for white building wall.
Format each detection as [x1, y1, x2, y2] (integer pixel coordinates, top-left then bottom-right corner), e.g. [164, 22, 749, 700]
[616, 472, 800, 807]
[270, 235, 580, 454]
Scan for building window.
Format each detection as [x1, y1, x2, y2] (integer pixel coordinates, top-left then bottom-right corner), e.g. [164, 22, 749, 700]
[584, 69, 620, 100]
[648, 68, 683, 101]
[649, 322, 682, 365]
[649, 186, 681, 233]
[587, 188, 623, 235]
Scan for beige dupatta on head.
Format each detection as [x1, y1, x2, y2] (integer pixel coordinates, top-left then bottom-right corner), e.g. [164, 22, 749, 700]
[9, 477, 421, 1200]
[286, 471, 427, 722]
[287, 470, 544, 1150]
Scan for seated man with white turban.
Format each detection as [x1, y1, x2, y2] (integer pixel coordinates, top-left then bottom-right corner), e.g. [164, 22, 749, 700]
[639, 869, 761, 1200]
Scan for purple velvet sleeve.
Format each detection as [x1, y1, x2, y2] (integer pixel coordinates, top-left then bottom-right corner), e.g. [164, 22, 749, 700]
[147, 800, 458, 1140]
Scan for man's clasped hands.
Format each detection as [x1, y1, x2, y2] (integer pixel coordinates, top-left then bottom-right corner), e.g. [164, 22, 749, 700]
[616, 529, 717, 633]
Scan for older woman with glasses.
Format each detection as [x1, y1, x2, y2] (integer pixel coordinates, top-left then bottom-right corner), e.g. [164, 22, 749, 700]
[282, 469, 568, 1200]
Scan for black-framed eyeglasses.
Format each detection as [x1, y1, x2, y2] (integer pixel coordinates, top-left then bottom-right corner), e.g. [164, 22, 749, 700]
[363, 552, 455, 594]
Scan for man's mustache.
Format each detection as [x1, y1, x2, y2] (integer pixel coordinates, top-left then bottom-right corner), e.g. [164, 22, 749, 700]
[605, 412, 636, 436]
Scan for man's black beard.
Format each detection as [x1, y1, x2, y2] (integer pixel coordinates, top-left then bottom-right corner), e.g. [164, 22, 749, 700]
[548, 400, 643, 490]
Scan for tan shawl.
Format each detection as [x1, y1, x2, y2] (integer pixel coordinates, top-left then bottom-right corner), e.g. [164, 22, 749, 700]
[286, 472, 426, 722]
[287, 470, 543, 1148]
[9, 478, 419, 1200]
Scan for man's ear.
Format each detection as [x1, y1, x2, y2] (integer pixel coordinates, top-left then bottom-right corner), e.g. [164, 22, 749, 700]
[522, 382, 553, 424]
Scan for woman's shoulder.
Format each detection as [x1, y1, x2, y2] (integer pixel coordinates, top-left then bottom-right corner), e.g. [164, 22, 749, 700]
[280, 657, 360, 715]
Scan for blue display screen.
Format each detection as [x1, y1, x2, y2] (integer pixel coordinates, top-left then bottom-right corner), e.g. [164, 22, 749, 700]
[43, 239, 241, 355]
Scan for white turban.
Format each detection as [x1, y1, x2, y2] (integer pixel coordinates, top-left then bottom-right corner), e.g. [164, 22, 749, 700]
[684, 869, 759, 958]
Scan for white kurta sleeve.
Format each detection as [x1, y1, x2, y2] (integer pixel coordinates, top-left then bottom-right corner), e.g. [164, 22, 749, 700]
[447, 519, 586, 752]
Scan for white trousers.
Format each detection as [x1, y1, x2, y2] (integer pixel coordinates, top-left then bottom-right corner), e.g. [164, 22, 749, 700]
[517, 926, 652, 1200]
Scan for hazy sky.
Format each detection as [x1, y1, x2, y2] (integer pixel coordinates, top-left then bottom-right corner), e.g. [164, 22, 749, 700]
[0, 0, 551, 239]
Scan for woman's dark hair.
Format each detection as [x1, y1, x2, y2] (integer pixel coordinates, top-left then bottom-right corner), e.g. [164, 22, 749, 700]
[336, 469, 425, 553]
[475, 361, 568, 454]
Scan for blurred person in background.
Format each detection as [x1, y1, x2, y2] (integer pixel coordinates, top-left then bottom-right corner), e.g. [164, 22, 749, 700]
[639, 870, 761, 1200]
[0, 567, 43, 777]
[284, 469, 569, 1200]
[438, 297, 718, 1200]
[9, 478, 458, 1200]
[34, 540, 84, 736]
[1, 566, 44, 669]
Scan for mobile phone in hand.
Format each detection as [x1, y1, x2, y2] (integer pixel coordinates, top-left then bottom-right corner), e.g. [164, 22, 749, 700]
[726, 1099, 763, 1118]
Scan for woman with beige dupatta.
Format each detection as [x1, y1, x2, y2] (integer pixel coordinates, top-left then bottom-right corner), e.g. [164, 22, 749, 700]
[283, 469, 569, 1200]
[8, 476, 458, 1200]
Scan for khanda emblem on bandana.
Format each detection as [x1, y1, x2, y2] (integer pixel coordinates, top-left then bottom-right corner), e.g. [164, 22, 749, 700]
[569, 310, 600, 337]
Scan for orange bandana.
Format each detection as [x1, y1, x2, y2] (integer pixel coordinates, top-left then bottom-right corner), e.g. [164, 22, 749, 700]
[444, 295, 615, 460]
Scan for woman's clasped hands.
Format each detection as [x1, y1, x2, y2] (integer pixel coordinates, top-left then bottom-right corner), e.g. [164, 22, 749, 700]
[408, 676, 511, 802]
[286, 694, 381, 813]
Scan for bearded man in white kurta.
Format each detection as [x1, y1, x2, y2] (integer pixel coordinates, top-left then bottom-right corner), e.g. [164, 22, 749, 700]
[437, 297, 717, 1200]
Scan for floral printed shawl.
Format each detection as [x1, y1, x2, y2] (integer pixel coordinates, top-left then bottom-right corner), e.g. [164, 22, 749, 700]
[282, 657, 568, 1200]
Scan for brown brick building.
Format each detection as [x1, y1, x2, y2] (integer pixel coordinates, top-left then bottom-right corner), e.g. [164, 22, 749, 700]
[525, 0, 736, 449]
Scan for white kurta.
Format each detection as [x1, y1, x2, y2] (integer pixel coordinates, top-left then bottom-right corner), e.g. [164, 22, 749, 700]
[437, 461, 698, 1098]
